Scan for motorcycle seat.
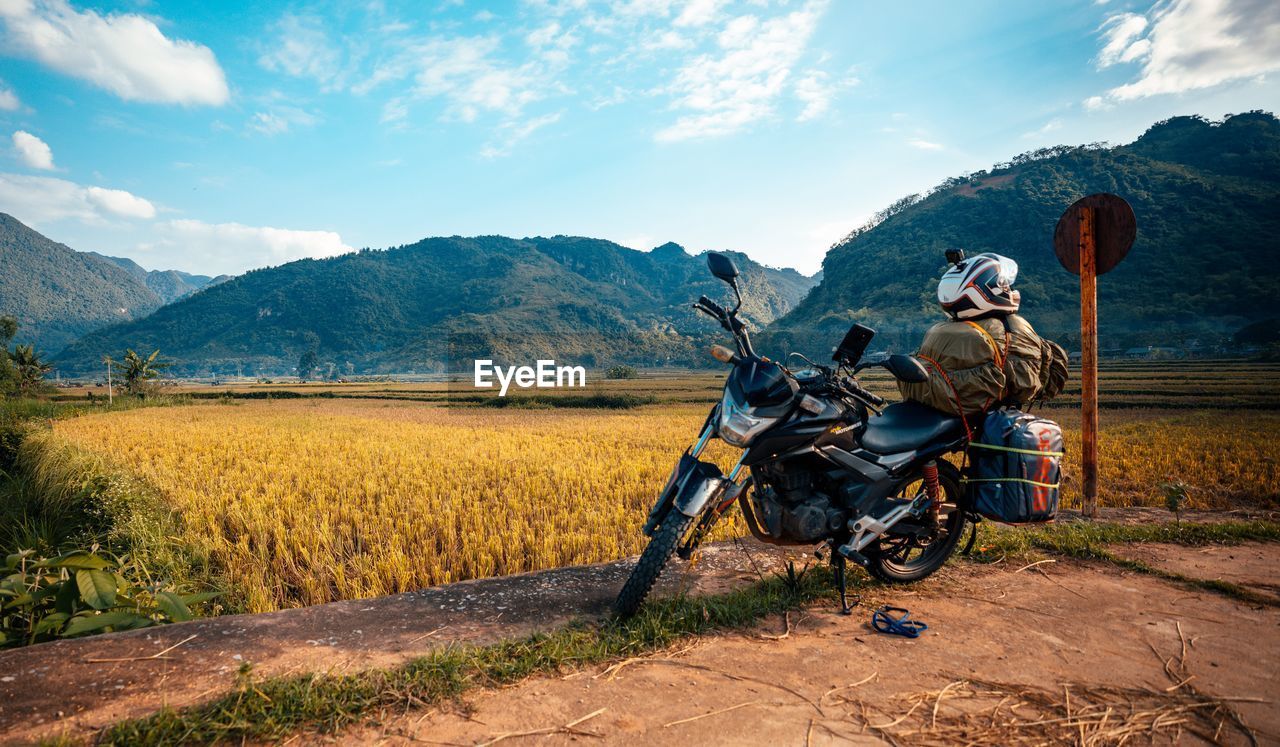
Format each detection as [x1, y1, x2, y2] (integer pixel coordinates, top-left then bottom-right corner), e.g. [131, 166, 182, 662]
[860, 401, 965, 455]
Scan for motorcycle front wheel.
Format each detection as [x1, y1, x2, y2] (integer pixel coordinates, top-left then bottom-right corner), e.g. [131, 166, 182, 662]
[613, 512, 694, 618]
[867, 460, 966, 584]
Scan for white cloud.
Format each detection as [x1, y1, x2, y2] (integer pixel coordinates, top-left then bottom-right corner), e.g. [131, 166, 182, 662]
[1095, 12, 1148, 68]
[480, 111, 562, 158]
[793, 68, 856, 122]
[525, 21, 562, 48]
[0, 172, 153, 223]
[152, 220, 353, 275]
[906, 138, 943, 151]
[259, 14, 343, 87]
[0, 79, 19, 111]
[656, 1, 827, 142]
[86, 186, 156, 218]
[1090, 0, 1280, 105]
[674, 0, 727, 27]
[247, 107, 319, 136]
[380, 97, 410, 125]
[405, 36, 553, 122]
[1022, 118, 1063, 139]
[0, 0, 229, 105]
[12, 130, 54, 170]
[1083, 95, 1110, 111]
[643, 29, 692, 50]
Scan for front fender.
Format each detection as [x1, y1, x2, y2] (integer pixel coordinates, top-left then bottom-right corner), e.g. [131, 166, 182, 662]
[672, 463, 727, 518]
[641, 455, 725, 535]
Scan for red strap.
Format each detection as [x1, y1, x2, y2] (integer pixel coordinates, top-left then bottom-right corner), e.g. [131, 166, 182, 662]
[916, 353, 973, 442]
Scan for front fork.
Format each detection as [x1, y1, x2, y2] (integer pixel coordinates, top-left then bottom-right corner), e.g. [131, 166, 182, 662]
[675, 426, 748, 560]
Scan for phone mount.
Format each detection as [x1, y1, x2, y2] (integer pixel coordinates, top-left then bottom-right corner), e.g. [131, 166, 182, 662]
[833, 323, 876, 366]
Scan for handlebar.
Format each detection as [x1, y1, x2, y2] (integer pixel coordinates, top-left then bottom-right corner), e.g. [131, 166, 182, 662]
[694, 293, 756, 358]
[846, 380, 886, 408]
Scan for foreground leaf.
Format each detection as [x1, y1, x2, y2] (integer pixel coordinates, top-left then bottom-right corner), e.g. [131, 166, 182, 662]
[154, 591, 192, 622]
[42, 553, 113, 571]
[76, 569, 118, 610]
[63, 610, 153, 637]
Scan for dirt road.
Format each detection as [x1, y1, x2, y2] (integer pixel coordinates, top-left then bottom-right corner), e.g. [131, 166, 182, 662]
[1, 536, 1276, 745]
[356, 543, 1279, 746]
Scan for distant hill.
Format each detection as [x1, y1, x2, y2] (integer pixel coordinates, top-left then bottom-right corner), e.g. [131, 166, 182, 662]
[55, 236, 817, 375]
[0, 213, 165, 354]
[764, 111, 1280, 357]
[89, 253, 229, 304]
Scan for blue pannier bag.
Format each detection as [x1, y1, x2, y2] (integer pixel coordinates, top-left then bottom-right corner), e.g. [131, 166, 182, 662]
[966, 409, 1064, 523]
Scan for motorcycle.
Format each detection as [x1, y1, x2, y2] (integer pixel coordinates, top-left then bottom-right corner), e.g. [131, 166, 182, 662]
[615, 251, 972, 617]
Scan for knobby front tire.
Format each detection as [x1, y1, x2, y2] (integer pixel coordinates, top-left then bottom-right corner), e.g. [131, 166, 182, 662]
[613, 512, 694, 618]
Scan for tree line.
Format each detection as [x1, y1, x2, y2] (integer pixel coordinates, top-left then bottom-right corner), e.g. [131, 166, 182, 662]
[1, 315, 167, 399]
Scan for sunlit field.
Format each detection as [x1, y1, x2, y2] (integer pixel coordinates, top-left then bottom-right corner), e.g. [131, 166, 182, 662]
[49, 400, 741, 612]
[43, 363, 1280, 612]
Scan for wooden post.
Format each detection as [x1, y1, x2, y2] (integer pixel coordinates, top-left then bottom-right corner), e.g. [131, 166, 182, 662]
[1078, 206, 1099, 518]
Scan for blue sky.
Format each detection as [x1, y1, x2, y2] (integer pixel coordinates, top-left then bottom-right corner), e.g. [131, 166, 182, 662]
[1, 0, 1277, 276]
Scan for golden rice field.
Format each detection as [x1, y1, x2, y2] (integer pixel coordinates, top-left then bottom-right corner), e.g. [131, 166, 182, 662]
[46, 396, 1280, 613]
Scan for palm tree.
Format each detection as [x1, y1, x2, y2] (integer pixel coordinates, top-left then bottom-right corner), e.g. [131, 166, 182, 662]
[11, 345, 52, 397]
[115, 349, 170, 397]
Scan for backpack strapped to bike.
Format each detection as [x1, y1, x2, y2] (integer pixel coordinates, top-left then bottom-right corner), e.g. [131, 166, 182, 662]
[964, 408, 1063, 524]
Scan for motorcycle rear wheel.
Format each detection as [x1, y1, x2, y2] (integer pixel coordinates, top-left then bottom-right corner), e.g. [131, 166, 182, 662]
[613, 512, 694, 618]
[867, 461, 966, 584]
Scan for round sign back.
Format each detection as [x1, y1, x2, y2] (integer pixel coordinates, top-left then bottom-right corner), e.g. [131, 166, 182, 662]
[1053, 193, 1136, 276]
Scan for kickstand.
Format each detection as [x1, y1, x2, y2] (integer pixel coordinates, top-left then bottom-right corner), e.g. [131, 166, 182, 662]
[833, 554, 854, 616]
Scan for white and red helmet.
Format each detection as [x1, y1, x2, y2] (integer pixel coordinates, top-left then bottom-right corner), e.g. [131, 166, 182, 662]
[937, 252, 1020, 319]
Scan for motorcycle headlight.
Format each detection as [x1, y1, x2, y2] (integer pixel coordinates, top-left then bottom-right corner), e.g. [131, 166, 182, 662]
[718, 392, 775, 447]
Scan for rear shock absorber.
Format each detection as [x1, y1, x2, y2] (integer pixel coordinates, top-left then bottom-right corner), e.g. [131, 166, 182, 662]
[922, 460, 941, 520]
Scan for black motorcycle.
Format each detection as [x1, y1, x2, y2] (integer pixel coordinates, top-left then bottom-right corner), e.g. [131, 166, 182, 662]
[615, 252, 971, 617]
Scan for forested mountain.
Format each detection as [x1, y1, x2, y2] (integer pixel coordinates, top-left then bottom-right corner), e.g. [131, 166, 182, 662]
[89, 253, 229, 304]
[0, 213, 164, 355]
[765, 111, 1280, 357]
[55, 236, 816, 375]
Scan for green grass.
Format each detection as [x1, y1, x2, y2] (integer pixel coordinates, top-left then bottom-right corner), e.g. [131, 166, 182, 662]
[972, 518, 1280, 560]
[98, 568, 835, 746]
[1, 398, 222, 615]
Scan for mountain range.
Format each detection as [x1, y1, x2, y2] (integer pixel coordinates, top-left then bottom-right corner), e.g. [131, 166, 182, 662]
[6, 110, 1277, 376]
[0, 214, 224, 355]
[53, 236, 815, 375]
[88, 253, 229, 305]
[766, 111, 1280, 356]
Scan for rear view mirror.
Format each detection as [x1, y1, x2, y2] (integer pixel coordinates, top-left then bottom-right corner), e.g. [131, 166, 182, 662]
[884, 354, 929, 383]
[706, 252, 740, 283]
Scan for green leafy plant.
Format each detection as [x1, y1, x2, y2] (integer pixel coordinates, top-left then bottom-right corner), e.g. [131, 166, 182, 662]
[0, 547, 218, 648]
[604, 365, 639, 380]
[113, 349, 170, 397]
[10, 345, 52, 397]
[1162, 480, 1191, 523]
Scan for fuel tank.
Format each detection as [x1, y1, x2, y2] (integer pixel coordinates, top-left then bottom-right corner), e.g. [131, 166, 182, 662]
[742, 395, 862, 466]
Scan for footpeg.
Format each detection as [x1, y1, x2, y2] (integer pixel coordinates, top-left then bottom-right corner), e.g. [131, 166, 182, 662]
[835, 543, 870, 568]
